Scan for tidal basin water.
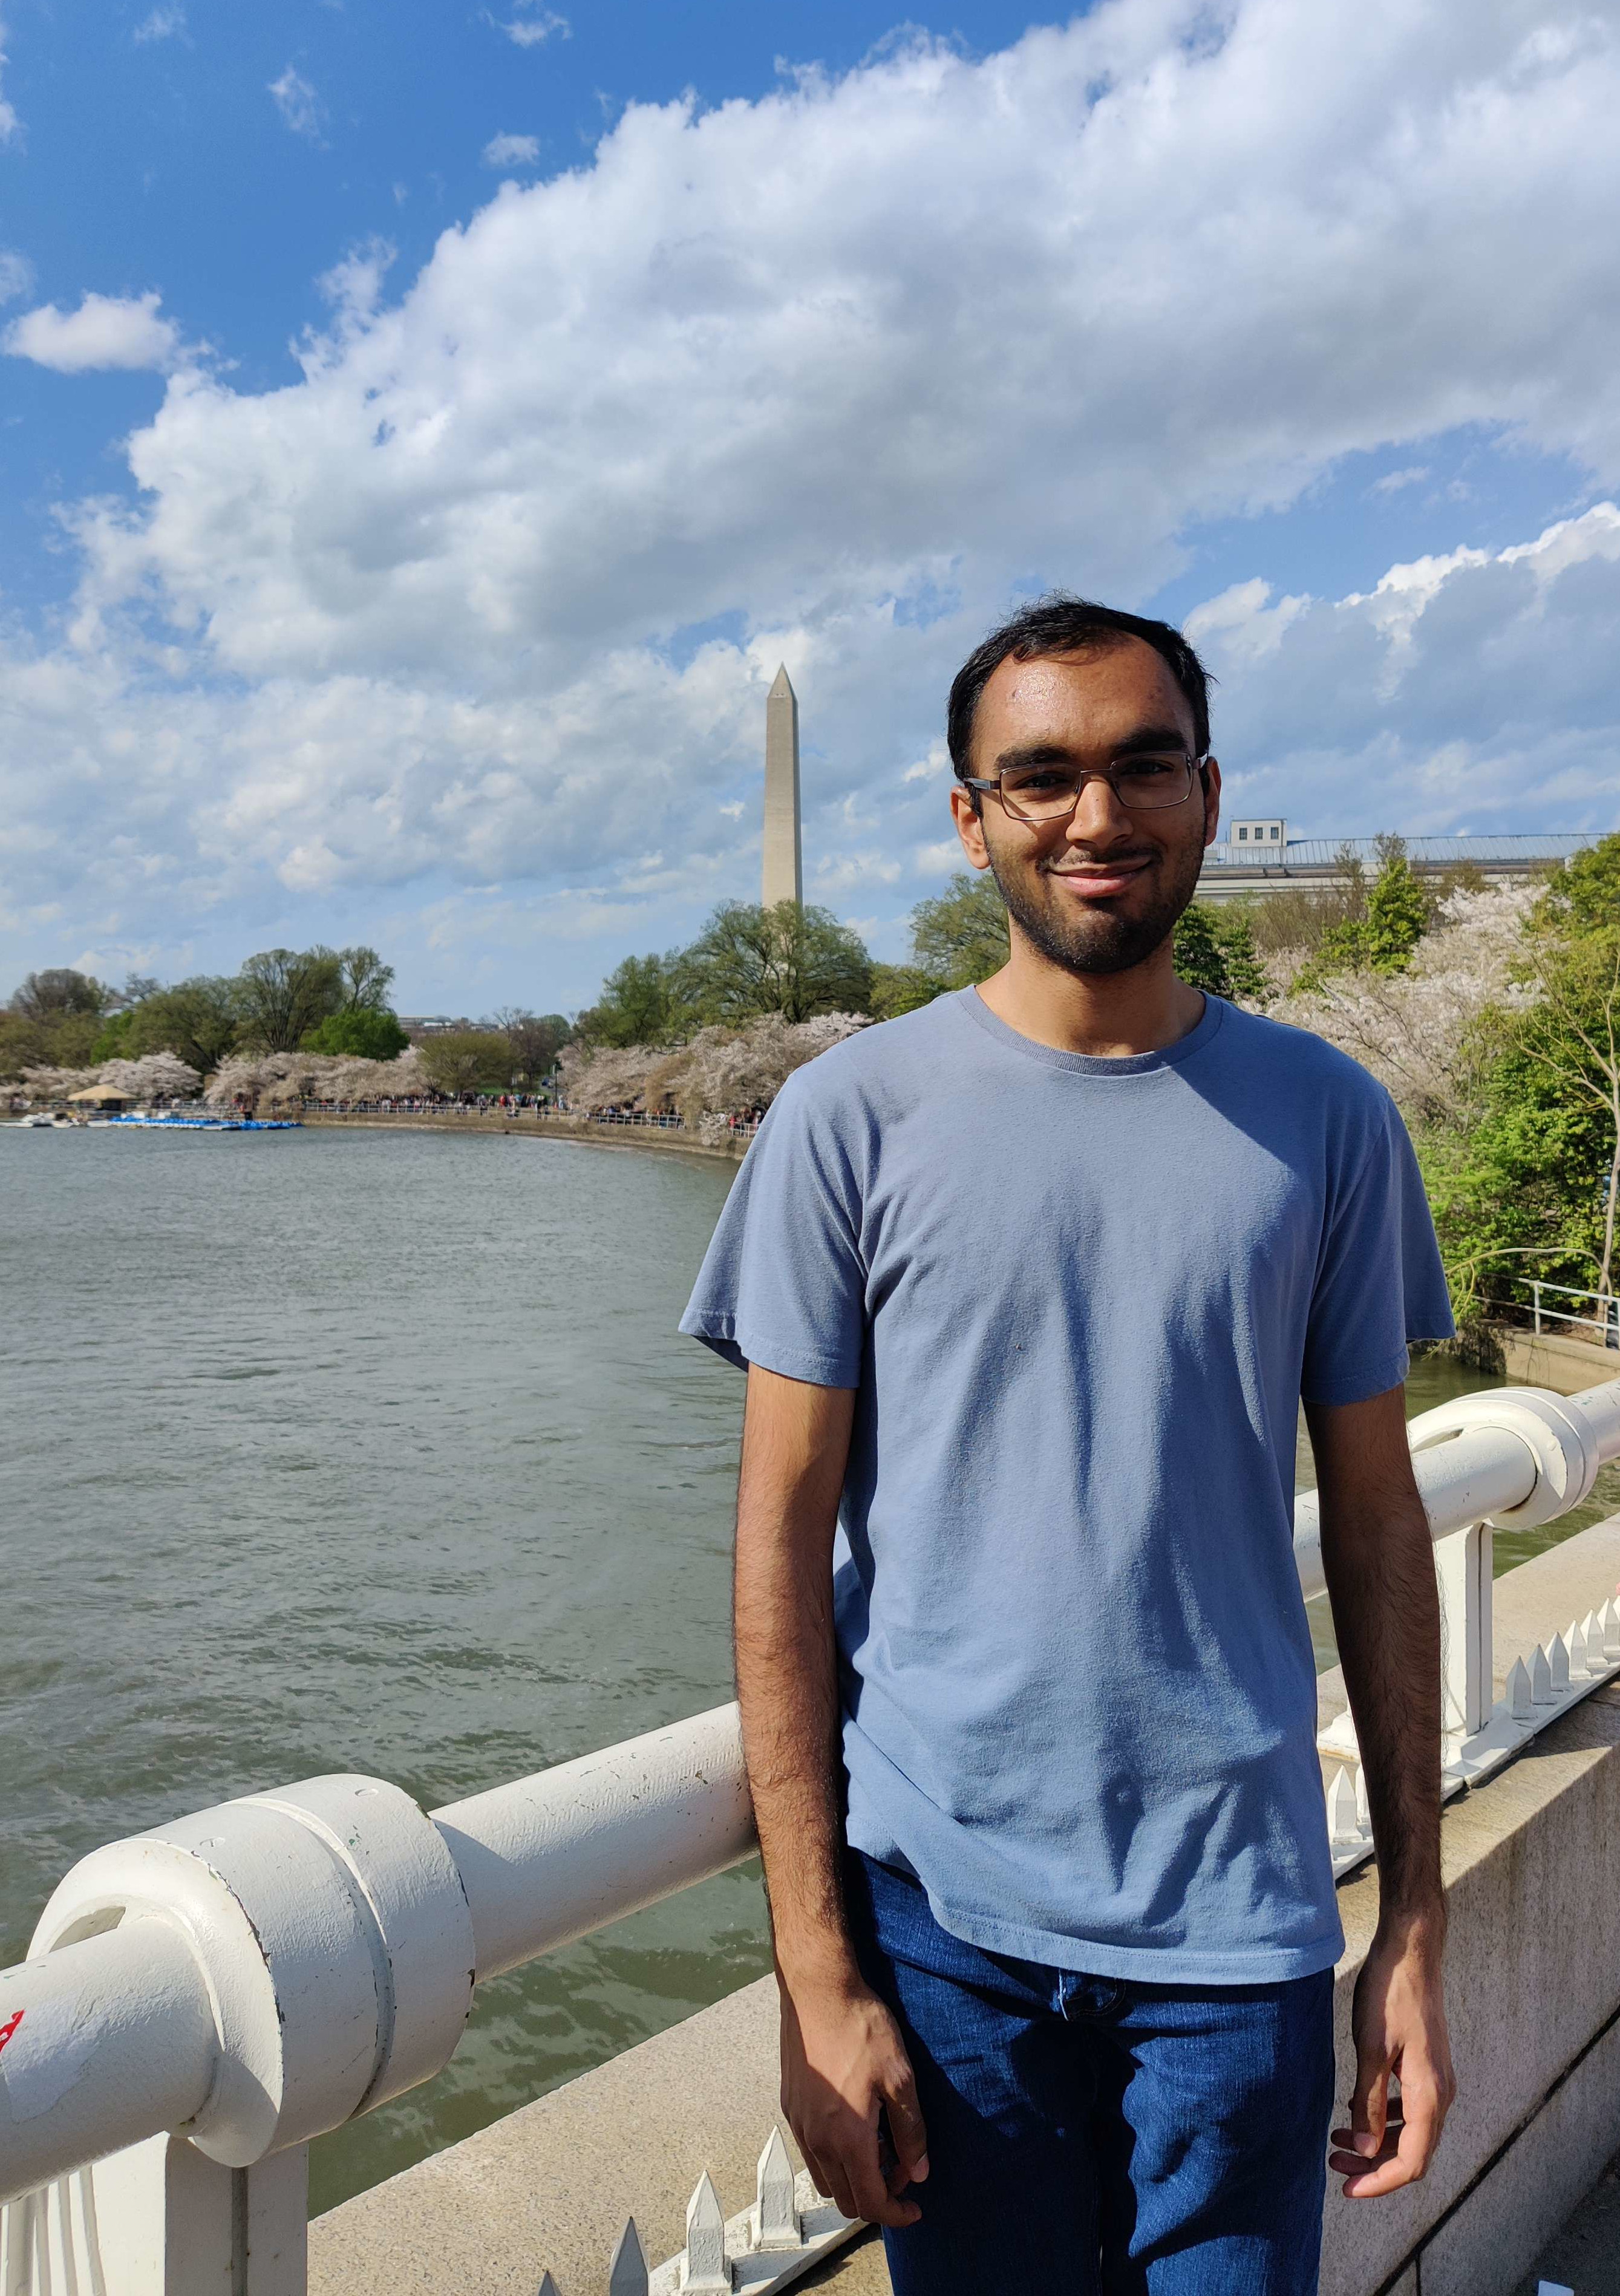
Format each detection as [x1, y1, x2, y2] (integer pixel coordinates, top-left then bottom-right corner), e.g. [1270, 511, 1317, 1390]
[4, 1121, 1617, 2215]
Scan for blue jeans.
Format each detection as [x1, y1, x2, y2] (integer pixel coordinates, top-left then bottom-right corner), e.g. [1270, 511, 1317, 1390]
[845, 1852, 1334, 2295]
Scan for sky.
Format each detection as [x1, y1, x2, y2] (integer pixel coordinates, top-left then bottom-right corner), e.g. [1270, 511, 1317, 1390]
[2, 0, 1619, 1016]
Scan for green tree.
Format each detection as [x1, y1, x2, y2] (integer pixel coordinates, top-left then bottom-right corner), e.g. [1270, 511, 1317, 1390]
[576, 953, 686, 1048]
[0, 1011, 49, 1078]
[909, 873, 1010, 987]
[9, 968, 110, 1021]
[302, 1008, 410, 1059]
[1171, 904, 1231, 996]
[1211, 904, 1269, 1002]
[676, 901, 872, 1025]
[868, 962, 949, 1020]
[1170, 903, 1270, 1002]
[493, 1009, 572, 1083]
[336, 947, 395, 1013]
[91, 977, 240, 1073]
[1533, 831, 1620, 939]
[232, 947, 345, 1051]
[1363, 843, 1430, 973]
[416, 1029, 515, 1095]
[1290, 844, 1428, 991]
[90, 1008, 137, 1062]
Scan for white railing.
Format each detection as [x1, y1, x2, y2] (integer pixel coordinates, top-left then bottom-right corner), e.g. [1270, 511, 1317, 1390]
[4, 1378, 1620, 2293]
[1529, 1279, 1620, 1348]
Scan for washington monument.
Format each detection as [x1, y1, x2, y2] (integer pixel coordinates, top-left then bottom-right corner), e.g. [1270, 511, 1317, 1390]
[763, 664, 802, 908]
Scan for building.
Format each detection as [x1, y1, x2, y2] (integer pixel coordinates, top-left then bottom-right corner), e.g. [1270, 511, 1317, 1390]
[1197, 830, 1596, 904]
[1226, 815, 1287, 851]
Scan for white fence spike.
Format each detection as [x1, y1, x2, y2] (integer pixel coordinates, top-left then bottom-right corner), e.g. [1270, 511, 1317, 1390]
[681, 2171, 733, 2292]
[610, 2217, 649, 2296]
[754, 2128, 801, 2249]
[1531, 1642, 1554, 1704]
[1570, 1619, 1589, 1676]
[1582, 1611, 1602, 1671]
[1354, 1765, 1370, 1830]
[1604, 1599, 1620, 1659]
[538, 2277, 561, 2296]
[1507, 1656, 1533, 1721]
[1551, 1632, 1571, 1694]
[1327, 1767, 1356, 1844]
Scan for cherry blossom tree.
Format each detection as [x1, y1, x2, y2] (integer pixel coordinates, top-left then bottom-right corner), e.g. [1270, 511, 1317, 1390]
[1272, 884, 1540, 1127]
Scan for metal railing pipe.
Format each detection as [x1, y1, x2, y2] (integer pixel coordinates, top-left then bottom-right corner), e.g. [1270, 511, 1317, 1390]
[1292, 1423, 1540, 1600]
[1293, 1377, 1620, 1600]
[0, 1919, 216, 2209]
[431, 1704, 754, 1983]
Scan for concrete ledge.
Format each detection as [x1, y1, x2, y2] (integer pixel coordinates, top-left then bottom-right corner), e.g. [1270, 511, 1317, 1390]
[311, 1978, 791, 2294]
[1494, 1323, 1619, 1395]
[299, 1110, 750, 1161]
[312, 1611, 1620, 2296]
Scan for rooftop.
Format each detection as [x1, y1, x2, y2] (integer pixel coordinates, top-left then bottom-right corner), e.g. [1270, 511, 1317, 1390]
[1203, 831, 1598, 870]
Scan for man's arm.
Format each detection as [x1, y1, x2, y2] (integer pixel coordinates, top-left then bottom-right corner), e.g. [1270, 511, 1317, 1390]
[733, 1363, 929, 2229]
[1308, 1383, 1457, 2199]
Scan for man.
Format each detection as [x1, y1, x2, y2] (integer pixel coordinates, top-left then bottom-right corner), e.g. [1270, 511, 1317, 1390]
[681, 598, 1456, 2293]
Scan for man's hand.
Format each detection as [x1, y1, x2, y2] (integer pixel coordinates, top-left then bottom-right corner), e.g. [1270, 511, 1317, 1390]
[1329, 1914, 1455, 2198]
[779, 1972, 930, 2229]
[1310, 1388, 1457, 2200]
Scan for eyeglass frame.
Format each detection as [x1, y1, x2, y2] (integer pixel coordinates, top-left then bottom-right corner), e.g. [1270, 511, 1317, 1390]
[961, 751, 1212, 824]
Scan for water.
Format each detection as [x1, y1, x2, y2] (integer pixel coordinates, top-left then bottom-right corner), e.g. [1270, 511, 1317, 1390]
[1, 1124, 762, 2214]
[4, 1122, 1618, 2215]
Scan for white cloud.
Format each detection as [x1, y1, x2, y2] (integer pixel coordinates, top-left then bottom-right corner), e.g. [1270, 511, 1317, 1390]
[492, 7, 568, 49]
[482, 132, 540, 169]
[0, 249, 32, 305]
[4, 290, 180, 373]
[268, 65, 324, 141]
[133, 6, 186, 42]
[1371, 466, 1430, 496]
[1190, 504, 1620, 833]
[5, 2, 1620, 1000]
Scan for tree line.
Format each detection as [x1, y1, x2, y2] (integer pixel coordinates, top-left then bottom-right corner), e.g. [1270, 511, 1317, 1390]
[0, 947, 572, 1099]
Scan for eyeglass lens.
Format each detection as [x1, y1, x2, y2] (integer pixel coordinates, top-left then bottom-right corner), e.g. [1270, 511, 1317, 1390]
[998, 755, 1197, 818]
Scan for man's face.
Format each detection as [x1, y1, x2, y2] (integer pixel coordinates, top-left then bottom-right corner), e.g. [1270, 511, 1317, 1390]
[951, 639, 1221, 978]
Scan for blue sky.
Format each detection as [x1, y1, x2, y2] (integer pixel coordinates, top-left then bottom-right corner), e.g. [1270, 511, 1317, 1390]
[4, 1, 1619, 1013]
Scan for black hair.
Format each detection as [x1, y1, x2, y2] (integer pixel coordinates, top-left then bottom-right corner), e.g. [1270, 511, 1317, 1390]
[946, 593, 1213, 779]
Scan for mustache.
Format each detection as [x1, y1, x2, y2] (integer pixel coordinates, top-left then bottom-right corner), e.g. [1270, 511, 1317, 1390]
[1038, 849, 1160, 872]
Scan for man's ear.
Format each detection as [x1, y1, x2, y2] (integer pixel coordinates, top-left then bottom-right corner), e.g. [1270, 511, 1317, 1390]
[1201, 757, 1223, 850]
[949, 783, 993, 872]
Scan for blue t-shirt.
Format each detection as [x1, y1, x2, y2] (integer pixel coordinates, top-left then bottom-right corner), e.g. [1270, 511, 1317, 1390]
[681, 988, 1453, 1983]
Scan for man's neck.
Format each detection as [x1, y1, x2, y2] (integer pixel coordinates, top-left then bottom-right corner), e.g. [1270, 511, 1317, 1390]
[973, 934, 1206, 1058]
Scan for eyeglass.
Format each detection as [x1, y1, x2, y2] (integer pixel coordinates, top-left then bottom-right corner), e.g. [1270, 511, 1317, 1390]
[962, 751, 1207, 823]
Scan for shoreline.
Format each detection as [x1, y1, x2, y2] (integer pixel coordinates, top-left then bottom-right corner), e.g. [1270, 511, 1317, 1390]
[296, 1108, 751, 1163]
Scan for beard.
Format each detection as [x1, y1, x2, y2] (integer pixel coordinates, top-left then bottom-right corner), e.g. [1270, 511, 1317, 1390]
[986, 835, 1206, 979]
